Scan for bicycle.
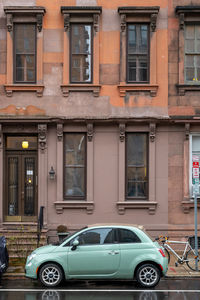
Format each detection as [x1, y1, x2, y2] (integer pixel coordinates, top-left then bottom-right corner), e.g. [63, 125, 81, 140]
[155, 235, 200, 271]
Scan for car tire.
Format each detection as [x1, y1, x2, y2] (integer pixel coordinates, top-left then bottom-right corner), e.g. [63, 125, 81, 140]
[39, 263, 63, 287]
[136, 264, 161, 288]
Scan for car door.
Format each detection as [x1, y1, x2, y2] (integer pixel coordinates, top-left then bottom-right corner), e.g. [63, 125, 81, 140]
[67, 227, 120, 277]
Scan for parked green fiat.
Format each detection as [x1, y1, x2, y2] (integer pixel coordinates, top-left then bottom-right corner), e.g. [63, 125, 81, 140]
[25, 224, 168, 288]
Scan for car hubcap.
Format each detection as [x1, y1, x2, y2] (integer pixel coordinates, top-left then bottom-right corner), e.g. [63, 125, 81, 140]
[139, 266, 158, 286]
[42, 267, 60, 285]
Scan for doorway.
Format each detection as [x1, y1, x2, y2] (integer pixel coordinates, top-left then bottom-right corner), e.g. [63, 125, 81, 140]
[4, 136, 38, 222]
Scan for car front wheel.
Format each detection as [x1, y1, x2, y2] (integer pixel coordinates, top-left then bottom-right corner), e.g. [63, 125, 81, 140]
[39, 263, 63, 287]
[136, 264, 161, 288]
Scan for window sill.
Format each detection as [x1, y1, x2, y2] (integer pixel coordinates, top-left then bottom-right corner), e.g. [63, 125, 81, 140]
[4, 84, 44, 97]
[181, 200, 200, 214]
[54, 201, 94, 214]
[177, 84, 200, 96]
[61, 84, 101, 97]
[116, 201, 158, 215]
[118, 84, 158, 97]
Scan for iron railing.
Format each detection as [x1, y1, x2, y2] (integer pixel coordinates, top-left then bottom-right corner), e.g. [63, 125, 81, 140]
[37, 206, 44, 248]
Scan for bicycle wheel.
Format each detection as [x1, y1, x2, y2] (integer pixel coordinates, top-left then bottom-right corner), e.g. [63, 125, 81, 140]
[186, 249, 200, 271]
[164, 248, 170, 264]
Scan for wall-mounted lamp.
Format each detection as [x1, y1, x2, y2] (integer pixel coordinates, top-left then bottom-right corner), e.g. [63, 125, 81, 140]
[49, 166, 56, 180]
[22, 140, 29, 149]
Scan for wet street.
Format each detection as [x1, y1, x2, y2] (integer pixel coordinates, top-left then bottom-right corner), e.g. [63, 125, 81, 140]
[0, 278, 200, 299]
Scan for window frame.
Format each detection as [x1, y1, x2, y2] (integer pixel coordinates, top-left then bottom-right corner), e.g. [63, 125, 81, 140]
[184, 23, 200, 84]
[61, 6, 102, 97]
[176, 6, 200, 95]
[13, 23, 37, 84]
[125, 132, 149, 200]
[126, 23, 150, 84]
[117, 6, 159, 97]
[63, 132, 87, 200]
[70, 23, 93, 84]
[3, 6, 45, 97]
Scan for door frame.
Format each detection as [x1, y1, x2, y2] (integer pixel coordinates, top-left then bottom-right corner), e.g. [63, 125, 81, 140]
[4, 136, 38, 222]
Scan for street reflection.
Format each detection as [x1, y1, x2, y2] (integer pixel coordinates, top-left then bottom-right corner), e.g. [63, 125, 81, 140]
[1, 290, 199, 300]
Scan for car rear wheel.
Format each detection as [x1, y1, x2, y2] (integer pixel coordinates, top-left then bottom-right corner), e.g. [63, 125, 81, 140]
[39, 263, 63, 287]
[136, 264, 161, 288]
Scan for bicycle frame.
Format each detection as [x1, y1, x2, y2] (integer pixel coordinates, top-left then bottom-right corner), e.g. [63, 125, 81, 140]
[164, 240, 195, 262]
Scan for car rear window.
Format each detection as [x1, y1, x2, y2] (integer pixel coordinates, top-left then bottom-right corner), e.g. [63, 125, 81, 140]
[118, 229, 141, 243]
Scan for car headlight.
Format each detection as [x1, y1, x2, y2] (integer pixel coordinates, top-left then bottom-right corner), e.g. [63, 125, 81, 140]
[28, 253, 37, 262]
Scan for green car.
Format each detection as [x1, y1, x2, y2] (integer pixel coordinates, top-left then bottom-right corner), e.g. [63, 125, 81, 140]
[25, 224, 168, 288]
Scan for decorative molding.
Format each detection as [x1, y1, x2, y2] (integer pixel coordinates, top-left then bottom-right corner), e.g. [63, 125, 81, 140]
[61, 6, 102, 33]
[4, 84, 44, 97]
[181, 200, 200, 214]
[150, 13, 158, 32]
[61, 84, 101, 97]
[63, 13, 70, 31]
[179, 13, 184, 30]
[36, 13, 43, 32]
[149, 123, 156, 142]
[57, 124, 63, 142]
[119, 123, 126, 142]
[120, 14, 126, 32]
[93, 14, 99, 32]
[38, 124, 47, 152]
[118, 7, 160, 32]
[87, 123, 94, 142]
[117, 201, 158, 215]
[4, 6, 46, 32]
[176, 84, 200, 96]
[185, 123, 190, 140]
[118, 84, 158, 97]
[6, 13, 13, 32]
[54, 201, 94, 214]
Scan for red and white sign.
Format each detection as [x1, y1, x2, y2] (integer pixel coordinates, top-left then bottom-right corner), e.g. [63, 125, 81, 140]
[193, 168, 199, 178]
[193, 161, 199, 168]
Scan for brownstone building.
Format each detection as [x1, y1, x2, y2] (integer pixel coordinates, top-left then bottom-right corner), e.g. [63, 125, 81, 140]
[0, 0, 199, 242]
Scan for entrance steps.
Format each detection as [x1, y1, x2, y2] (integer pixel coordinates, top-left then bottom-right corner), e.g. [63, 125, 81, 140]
[0, 224, 48, 275]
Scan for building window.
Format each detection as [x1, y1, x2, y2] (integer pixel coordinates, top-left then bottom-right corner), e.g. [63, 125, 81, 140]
[190, 135, 200, 197]
[4, 6, 45, 97]
[127, 24, 149, 83]
[64, 133, 86, 199]
[70, 24, 92, 83]
[14, 24, 36, 83]
[117, 6, 159, 97]
[176, 6, 200, 95]
[126, 133, 148, 199]
[185, 24, 200, 83]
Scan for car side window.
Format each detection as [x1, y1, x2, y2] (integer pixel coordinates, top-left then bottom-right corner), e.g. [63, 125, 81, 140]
[118, 229, 141, 243]
[70, 228, 115, 246]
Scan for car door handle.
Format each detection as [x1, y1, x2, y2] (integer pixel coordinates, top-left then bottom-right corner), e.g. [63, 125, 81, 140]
[108, 250, 119, 255]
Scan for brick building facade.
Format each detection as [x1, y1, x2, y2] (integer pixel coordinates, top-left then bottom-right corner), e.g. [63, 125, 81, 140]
[0, 0, 198, 240]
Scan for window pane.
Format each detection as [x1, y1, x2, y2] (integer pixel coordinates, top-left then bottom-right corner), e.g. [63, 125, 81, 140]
[64, 167, 85, 197]
[185, 67, 195, 81]
[127, 134, 147, 166]
[127, 24, 149, 83]
[126, 133, 148, 199]
[118, 229, 141, 243]
[64, 134, 86, 199]
[14, 24, 36, 83]
[192, 136, 200, 152]
[139, 25, 148, 53]
[76, 228, 114, 245]
[185, 25, 195, 40]
[71, 24, 92, 82]
[128, 25, 136, 53]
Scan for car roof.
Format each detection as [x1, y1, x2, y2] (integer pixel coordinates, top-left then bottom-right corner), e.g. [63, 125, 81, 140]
[87, 223, 144, 230]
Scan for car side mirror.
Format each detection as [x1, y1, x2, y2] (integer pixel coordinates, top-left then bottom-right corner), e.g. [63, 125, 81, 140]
[71, 239, 79, 251]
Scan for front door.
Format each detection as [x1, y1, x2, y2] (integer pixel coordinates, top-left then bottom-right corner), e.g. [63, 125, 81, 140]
[4, 136, 38, 222]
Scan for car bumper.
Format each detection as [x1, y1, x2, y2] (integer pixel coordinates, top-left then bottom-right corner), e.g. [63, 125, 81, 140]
[25, 262, 38, 279]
